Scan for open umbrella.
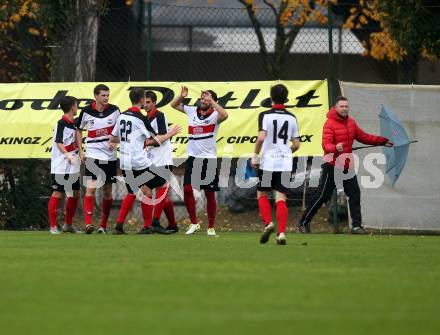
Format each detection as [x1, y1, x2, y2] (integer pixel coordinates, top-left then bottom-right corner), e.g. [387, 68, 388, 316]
[353, 105, 417, 186]
[379, 105, 415, 186]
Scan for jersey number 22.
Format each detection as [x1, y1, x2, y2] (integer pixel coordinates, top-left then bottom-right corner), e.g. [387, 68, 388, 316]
[120, 120, 132, 142]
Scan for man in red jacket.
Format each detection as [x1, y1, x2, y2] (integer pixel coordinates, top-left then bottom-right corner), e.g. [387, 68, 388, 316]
[298, 96, 393, 234]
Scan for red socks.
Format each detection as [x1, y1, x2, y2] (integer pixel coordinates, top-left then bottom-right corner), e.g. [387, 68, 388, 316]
[100, 198, 113, 228]
[152, 187, 168, 221]
[117, 190, 171, 228]
[48, 196, 60, 228]
[84, 196, 112, 227]
[83, 196, 95, 225]
[184, 186, 217, 227]
[184, 185, 197, 224]
[258, 195, 272, 225]
[163, 197, 176, 227]
[205, 190, 216, 228]
[141, 195, 153, 228]
[65, 197, 79, 225]
[276, 200, 288, 235]
[116, 193, 136, 225]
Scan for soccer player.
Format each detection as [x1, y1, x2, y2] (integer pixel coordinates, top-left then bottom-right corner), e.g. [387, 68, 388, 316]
[143, 90, 179, 233]
[48, 96, 82, 234]
[251, 84, 300, 245]
[75, 84, 120, 234]
[110, 88, 181, 235]
[170, 86, 228, 236]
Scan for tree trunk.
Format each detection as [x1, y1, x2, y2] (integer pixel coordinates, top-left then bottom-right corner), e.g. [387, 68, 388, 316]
[51, 0, 102, 82]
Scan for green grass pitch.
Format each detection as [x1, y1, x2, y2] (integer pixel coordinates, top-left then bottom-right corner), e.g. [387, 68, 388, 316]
[0, 231, 439, 335]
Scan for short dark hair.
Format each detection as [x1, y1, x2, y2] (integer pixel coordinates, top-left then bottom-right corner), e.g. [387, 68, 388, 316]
[129, 88, 145, 104]
[94, 84, 109, 96]
[145, 91, 157, 102]
[204, 90, 217, 102]
[59, 96, 77, 113]
[270, 84, 288, 104]
[336, 96, 348, 103]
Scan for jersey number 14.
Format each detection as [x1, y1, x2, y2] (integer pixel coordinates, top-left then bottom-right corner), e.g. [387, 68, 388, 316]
[273, 120, 289, 145]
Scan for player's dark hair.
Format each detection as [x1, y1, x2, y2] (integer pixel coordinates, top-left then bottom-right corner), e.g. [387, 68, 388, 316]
[94, 84, 110, 96]
[145, 90, 157, 102]
[59, 96, 77, 113]
[270, 84, 288, 104]
[205, 90, 218, 102]
[336, 96, 348, 103]
[129, 88, 145, 104]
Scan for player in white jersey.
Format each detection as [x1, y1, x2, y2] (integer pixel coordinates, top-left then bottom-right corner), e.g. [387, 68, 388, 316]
[142, 90, 178, 233]
[110, 88, 181, 235]
[75, 84, 120, 234]
[251, 84, 300, 245]
[171, 87, 228, 236]
[47, 96, 81, 234]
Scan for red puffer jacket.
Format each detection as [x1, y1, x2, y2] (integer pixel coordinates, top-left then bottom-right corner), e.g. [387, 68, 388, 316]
[322, 107, 388, 169]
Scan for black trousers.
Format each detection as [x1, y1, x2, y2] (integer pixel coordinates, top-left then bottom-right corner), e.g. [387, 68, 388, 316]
[299, 163, 362, 227]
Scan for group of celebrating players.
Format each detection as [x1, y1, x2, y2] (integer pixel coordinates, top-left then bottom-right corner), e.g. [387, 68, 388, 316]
[48, 83, 301, 245]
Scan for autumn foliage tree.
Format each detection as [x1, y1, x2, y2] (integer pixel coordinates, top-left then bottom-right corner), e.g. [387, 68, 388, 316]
[339, 0, 440, 82]
[341, 0, 439, 61]
[0, 0, 107, 82]
[0, 0, 48, 81]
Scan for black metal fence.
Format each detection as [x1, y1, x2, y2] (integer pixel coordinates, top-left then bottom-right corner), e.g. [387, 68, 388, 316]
[2, 2, 438, 84]
[92, 1, 438, 85]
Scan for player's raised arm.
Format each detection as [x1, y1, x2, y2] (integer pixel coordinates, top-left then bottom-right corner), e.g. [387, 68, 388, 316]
[203, 90, 228, 122]
[170, 86, 189, 113]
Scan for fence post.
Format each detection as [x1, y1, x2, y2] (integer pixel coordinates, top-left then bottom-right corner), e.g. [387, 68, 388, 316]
[146, 1, 152, 80]
[328, 3, 335, 103]
[327, 2, 339, 234]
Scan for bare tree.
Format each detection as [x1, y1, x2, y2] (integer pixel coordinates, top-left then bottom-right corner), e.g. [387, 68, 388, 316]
[237, 0, 328, 79]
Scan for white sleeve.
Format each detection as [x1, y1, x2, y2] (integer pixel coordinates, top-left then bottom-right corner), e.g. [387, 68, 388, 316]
[111, 117, 120, 137]
[291, 118, 300, 139]
[262, 115, 268, 132]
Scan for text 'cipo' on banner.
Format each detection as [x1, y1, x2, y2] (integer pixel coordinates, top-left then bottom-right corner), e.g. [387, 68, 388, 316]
[0, 80, 328, 158]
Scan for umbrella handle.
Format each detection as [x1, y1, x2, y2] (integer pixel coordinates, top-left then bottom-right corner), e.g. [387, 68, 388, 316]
[352, 140, 418, 151]
[352, 145, 377, 151]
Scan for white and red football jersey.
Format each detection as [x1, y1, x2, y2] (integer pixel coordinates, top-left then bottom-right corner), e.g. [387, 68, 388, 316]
[258, 105, 300, 172]
[51, 116, 80, 174]
[112, 107, 157, 170]
[183, 105, 220, 158]
[76, 102, 120, 161]
[147, 109, 173, 167]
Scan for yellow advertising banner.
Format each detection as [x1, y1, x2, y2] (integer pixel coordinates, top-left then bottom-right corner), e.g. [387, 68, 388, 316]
[0, 80, 328, 158]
